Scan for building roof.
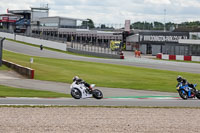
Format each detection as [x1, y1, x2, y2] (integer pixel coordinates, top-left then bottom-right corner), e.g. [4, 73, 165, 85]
[30, 7, 49, 11]
[39, 16, 88, 22]
[0, 13, 22, 16]
[8, 10, 31, 14]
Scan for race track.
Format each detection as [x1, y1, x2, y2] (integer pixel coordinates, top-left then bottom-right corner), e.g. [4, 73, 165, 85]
[1, 97, 200, 107]
[1, 40, 200, 107]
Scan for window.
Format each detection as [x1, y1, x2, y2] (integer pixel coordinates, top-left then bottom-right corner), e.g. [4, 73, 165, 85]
[40, 23, 58, 27]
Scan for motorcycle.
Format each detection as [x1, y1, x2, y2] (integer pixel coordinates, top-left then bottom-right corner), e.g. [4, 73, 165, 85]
[176, 83, 200, 100]
[70, 81, 103, 99]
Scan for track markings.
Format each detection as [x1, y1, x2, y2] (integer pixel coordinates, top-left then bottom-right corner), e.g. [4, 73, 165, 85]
[105, 96, 180, 100]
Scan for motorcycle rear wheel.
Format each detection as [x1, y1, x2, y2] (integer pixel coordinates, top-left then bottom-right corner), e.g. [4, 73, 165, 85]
[92, 89, 103, 99]
[71, 88, 82, 99]
[178, 90, 188, 100]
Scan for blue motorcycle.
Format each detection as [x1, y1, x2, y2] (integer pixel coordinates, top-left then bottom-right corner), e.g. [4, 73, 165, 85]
[176, 83, 200, 100]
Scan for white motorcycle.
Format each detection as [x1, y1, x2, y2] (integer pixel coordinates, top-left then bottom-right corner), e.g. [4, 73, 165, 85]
[70, 81, 103, 99]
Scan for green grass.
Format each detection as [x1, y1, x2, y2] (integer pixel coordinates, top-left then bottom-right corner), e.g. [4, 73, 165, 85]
[3, 50, 200, 92]
[0, 65, 10, 70]
[0, 85, 71, 98]
[6, 38, 107, 59]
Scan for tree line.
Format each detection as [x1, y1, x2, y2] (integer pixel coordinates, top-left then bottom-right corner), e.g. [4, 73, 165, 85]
[83, 19, 200, 31]
[131, 21, 200, 31]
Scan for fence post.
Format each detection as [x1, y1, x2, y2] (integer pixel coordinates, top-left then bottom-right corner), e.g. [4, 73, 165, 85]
[0, 37, 6, 66]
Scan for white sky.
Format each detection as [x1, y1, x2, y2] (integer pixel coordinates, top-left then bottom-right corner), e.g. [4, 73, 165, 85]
[1, 0, 200, 26]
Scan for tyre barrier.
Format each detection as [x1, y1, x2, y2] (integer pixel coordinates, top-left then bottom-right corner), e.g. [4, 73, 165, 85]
[2, 60, 35, 79]
[156, 53, 200, 62]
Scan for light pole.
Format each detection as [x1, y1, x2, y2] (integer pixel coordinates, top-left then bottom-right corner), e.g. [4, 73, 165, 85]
[164, 9, 166, 32]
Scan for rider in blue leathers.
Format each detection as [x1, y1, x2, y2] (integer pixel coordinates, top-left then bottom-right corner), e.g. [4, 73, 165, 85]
[176, 76, 196, 97]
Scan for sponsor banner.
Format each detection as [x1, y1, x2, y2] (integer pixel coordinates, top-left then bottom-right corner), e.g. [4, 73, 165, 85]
[2, 17, 9, 22]
[139, 32, 189, 43]
[1, 16, 18, 22]
[142, 35, 188, 42]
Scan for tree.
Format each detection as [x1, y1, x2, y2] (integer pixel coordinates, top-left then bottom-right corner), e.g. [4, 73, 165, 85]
[153, 21, 164, 30]
[101, 24, 106, 29]
[81, 18, 95, 29]
[131, 21, 153, 30]
[130, 21, 200, 31]
[87, 19, 95, 29]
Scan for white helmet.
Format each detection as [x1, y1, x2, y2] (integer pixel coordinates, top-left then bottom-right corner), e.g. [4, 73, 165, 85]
[72, 76, 79, 82]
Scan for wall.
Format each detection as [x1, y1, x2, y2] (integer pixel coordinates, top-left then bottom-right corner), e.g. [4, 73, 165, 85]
[179, 39, 200, 45]
[60, 19, 76, 27]
[140, 44, 147, 54]
[3, 60, 34, 79]
[152, 45, 161, 56]
[0, 32, 67, 51]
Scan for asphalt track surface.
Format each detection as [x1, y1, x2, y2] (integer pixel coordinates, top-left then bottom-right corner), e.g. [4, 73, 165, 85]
[1, 40, 200, 107]
[0, 97, 200, 107]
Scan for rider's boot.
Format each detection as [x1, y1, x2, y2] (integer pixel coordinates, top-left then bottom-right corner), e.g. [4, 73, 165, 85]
[188, 91, 192, 98]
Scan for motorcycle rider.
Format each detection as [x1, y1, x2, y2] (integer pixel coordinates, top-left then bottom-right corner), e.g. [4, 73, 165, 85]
[72, 76, 92, 92]
[176, 75, 196, 97]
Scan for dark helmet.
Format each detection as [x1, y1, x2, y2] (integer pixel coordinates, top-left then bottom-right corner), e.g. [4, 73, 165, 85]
[72, 76, 79, 82]
[177, 76, 182, 82]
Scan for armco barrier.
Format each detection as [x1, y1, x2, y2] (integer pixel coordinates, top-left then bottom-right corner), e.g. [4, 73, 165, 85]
[3, 60, 34, 79]
[156, 54, 200, 62]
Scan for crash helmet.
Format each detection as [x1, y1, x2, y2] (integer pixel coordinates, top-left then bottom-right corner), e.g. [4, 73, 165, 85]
[177, 75, 182, 82]
[72, 76, 79, 82]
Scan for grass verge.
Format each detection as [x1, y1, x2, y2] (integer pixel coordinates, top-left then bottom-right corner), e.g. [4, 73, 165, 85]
[0, 85, 71, 98]
[0, 65, 10, 70]
[3, 50, 200, 92]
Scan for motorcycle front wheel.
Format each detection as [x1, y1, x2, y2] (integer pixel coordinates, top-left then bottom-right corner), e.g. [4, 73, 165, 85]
[71, 88, 82, 99]
[178, 90, 188, 100]
[92, 89, 103, 99]
[196, 91, 200, 99]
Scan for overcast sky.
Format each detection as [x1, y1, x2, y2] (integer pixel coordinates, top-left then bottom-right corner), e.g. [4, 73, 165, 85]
[1, 0, 200, 26]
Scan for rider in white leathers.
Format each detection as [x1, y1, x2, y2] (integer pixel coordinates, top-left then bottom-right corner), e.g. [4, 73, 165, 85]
[72, 76, 92, 92]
